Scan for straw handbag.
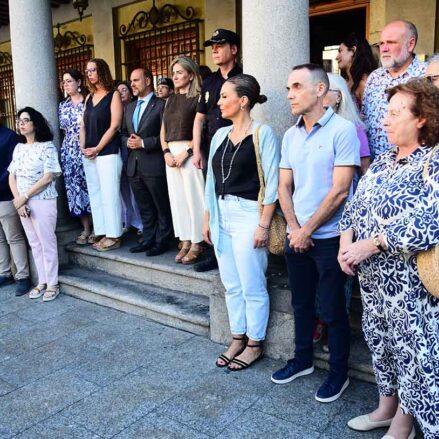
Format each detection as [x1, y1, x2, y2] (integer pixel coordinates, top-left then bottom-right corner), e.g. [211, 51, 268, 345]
[417, 145, 439, 298]
[253, 126, 286, 256]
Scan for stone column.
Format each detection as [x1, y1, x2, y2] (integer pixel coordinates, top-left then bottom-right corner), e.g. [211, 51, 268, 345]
[241, 0, 309, 138]
[9, 0, 78, 264]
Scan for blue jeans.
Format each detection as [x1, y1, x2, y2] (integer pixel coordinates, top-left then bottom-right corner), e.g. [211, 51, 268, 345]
[215, 195, 269, 341]
[285, 236, 350, 376]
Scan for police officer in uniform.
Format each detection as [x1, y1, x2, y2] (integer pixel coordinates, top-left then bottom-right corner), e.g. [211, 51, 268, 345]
[192, 28, 242, 272]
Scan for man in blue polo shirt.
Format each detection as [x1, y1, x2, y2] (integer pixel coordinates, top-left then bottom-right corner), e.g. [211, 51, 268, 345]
[271, 64, 360, 403]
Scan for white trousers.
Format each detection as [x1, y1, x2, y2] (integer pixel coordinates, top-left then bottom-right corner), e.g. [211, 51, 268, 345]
[215, 195, 269, 341]
[166, 141, 205, 243]
[82, 153, 123, 238]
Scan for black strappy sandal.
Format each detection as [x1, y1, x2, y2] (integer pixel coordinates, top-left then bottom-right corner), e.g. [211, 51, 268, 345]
[227, 342, 264, 371]
[216, 335, 247, 368]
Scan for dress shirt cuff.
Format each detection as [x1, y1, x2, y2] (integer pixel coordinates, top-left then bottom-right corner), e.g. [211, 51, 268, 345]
[141, 139, 144, 149]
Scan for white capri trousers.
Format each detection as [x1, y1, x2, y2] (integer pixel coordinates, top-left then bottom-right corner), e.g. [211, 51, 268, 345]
[166, 141, 205, 243]
[82, 153, 123, 238]
[215, 195, 269, 341]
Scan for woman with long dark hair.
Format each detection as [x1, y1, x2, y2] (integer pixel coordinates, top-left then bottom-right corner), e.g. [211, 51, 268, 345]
[80, 58, 123, 251]
[336, 33, 377, 109]
[59, 68, 91, 244]
[8, 107, 62, 301]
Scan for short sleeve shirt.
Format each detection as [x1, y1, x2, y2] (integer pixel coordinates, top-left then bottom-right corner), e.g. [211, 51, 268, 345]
[196, 65, 243, 140]
[8, 141, 62, 199]
[362, 56, 426, 157]
[280, 107, 360, 239]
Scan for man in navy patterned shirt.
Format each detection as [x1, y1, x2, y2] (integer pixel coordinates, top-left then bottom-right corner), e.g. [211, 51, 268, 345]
[362, 20, 426, 157]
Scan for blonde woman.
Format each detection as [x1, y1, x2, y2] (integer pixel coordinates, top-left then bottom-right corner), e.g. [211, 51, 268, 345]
[161, 56, 204, 264]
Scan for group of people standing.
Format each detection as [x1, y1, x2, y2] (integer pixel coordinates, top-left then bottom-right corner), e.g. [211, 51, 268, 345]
[0, 18, 438, 439]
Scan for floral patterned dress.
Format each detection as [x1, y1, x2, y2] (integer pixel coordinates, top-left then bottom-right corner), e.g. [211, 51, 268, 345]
[339, 147, 439, 438]
[59, 97, 91, 217]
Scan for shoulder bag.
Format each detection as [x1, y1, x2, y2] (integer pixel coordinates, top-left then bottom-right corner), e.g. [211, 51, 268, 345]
[417, 145, 439, 298]
[253, 126, 286, 256]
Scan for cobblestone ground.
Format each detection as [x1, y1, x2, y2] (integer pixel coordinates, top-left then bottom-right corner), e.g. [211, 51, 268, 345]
[0, 285, 388, 439]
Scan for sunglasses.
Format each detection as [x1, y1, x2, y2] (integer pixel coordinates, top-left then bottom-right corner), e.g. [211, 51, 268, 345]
[425, 74, 439, 83]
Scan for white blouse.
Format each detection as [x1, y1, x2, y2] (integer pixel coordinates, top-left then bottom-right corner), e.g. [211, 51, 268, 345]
[8, 141, 62, 200]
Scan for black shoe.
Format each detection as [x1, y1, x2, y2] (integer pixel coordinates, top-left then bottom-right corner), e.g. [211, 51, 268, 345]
[194, 256, 218, 272]
[146, 244, 167, 257]
[129, 241, 153, 253]
[15, 278, 31, 296]
[0, 275, 14, 287]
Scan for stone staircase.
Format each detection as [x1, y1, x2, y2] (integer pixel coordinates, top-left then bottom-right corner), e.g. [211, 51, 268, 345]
[58, 233, 374, 383]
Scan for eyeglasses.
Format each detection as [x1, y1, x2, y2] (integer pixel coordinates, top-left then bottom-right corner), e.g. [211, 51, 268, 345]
[62, 79, 75, 84]
[16, 118, 32, 125]
[84, 68, 97, 75]
[328, 88, 341, 94]
[425, 74, 439, 83]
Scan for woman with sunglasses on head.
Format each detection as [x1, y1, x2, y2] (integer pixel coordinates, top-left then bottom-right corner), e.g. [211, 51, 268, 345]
[160, 56, 205, 264]
[336, 33, 377, 110]
[59, 68, 92, 245]
[425, 53, 439, 88]
[8, 108, 62, 301]
[80, 58, 123, 252]
[324, 73, 371, 177]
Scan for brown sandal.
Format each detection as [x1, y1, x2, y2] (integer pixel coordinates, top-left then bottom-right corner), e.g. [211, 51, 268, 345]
[182, 249, 202, 265]
[96, 237, 121, 252]
[175, 247, 190, 263]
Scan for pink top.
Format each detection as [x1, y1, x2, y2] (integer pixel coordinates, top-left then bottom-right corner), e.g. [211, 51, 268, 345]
[356, 125, 370, 158]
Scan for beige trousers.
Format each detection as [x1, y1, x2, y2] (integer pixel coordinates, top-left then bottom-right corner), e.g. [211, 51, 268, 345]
[166, 141, 205, 243]
[0, 200, 29, 279]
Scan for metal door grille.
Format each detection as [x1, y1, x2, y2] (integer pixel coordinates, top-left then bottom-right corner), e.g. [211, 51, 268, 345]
[0, 53, 16, 130]
[122, 20, 201, 79]
[56, 44, 94, 85]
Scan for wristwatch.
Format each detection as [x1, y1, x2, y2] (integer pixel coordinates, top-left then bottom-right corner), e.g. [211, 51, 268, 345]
[373, 235, 385, 252]
[186, 147, 193, 157]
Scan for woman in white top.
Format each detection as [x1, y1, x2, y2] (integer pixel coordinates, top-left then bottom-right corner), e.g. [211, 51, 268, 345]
[8, 107, 62, 301]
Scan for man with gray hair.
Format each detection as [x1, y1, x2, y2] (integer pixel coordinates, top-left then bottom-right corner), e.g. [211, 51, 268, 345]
[425, 53, 439, 88]
[362, 20, 426, 157]
[271, 64, 360, 403]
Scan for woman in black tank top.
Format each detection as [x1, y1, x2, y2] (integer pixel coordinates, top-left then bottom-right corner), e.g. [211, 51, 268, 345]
[80, 58, 123, 251]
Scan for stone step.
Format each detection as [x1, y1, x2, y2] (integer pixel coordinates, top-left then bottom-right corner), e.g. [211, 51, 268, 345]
[313, 332, 375, 384]
[58, 267, 210, 337]
[65, 242, 221, 298]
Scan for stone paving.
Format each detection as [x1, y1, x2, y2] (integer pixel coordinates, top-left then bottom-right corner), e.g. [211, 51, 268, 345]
[0, 284, 387, 439]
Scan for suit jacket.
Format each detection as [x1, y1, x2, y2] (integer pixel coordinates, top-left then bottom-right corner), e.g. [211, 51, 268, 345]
[121, 94, 166, 178]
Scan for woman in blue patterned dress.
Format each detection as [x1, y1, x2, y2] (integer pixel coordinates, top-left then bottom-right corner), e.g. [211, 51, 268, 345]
[59, 68, 91, 244]
[339, 79, 439, 439]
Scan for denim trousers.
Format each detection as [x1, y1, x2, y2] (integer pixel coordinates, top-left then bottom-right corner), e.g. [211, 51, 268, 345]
[215, 195, 269, 341]
[285, 236, 350, 376]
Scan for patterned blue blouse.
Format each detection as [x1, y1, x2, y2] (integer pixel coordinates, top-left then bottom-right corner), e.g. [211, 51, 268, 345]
[339, 146, 439, 437]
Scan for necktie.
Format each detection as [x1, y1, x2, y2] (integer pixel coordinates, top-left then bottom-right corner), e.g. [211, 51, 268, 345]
[132, 99, 144, 132]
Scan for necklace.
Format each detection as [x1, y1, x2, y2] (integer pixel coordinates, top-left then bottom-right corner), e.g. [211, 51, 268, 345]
[220, 119, 253, 199]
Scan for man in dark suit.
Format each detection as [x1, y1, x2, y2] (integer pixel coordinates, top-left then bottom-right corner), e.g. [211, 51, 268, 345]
[121, 68, 172, 256]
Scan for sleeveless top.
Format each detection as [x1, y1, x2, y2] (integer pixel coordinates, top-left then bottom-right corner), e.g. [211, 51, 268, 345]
[84, 90, 120, 156]
[162, 93, 198, 142]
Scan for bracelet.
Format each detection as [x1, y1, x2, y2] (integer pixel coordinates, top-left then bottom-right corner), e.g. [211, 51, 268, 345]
[163, 148, 171, 155]
[258, 223, 269, 230]
[23, 192, 29, 200]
